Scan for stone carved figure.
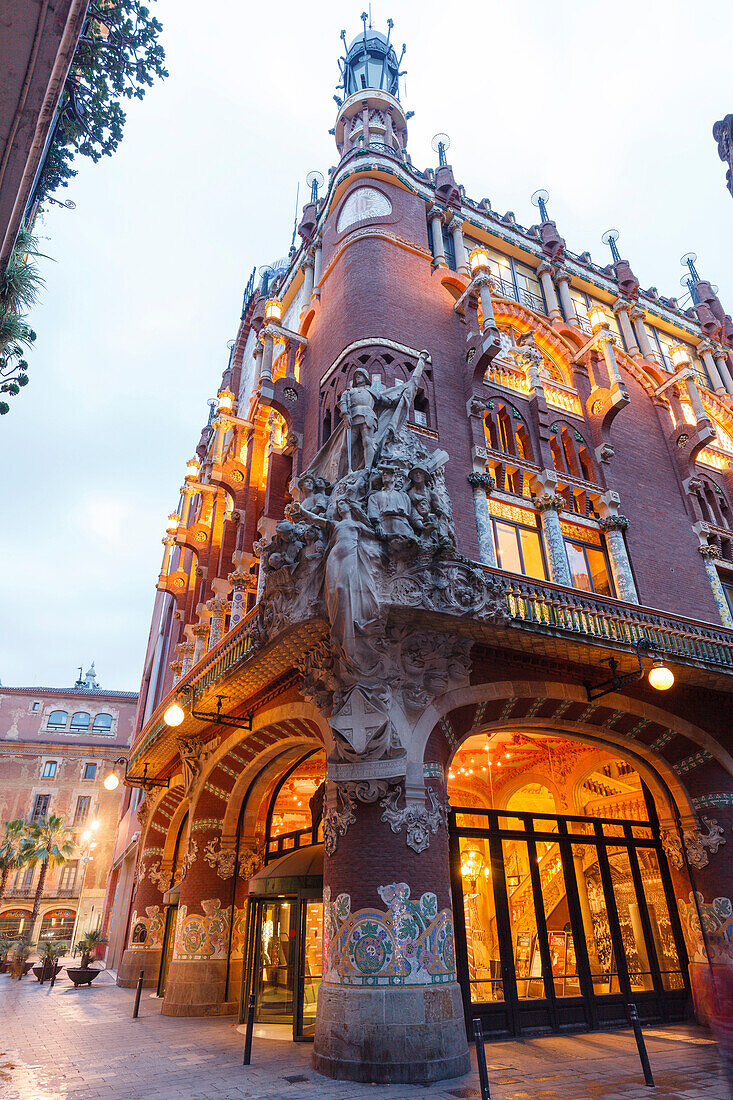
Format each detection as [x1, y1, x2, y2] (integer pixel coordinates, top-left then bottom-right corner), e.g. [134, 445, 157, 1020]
[256, 345, 508, 767]
[176, 735, 220, 796]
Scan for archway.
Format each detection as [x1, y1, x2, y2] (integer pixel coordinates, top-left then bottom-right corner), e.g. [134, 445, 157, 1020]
[447, 728, 692, 1037]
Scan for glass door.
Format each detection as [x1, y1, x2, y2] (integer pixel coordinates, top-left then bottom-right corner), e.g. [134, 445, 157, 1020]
[295, 899, 323, 1040]
[254, 899, 296, 1023]
[157, 905, 178, 997]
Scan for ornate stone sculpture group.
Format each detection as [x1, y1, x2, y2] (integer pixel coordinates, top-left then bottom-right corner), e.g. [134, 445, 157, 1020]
[253, 349, 508, 852]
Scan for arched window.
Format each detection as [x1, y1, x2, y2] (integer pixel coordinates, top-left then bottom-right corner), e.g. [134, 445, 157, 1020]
[550, 423, 596, 485]
[39, 908, 75, 942]
[70, 712, 90, 732]
[485, 401, 533, 463]
[92, 713, 113, 734]
[47, 710, 68, 731]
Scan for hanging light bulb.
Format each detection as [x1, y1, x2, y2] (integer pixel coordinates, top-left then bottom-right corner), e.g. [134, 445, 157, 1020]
[164, 703, 185, 727]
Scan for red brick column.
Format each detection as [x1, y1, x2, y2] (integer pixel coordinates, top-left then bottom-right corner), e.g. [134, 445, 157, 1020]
[313, 769, 469, 1084]
[161, 814, 237, 1017]
[117, 849, 167, 989]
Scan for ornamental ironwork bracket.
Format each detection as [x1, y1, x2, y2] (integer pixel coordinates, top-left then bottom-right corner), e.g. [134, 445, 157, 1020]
[584, 638, 653, 702]
[185, 688, 253, 731]
[117, 755, 170, 791]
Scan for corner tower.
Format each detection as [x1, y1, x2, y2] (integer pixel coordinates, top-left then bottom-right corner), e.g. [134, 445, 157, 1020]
[333, 17, 409, 158]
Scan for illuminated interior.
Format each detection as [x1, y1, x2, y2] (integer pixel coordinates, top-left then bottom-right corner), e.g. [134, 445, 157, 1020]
[448, 732, 684, 1010]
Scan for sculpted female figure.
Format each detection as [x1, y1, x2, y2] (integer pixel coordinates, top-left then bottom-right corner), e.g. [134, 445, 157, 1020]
[296, 496, 382, 663]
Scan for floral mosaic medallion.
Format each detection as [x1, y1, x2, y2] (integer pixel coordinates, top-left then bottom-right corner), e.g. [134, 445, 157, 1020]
[678, 891, 733, 963]
[127, 905, 164, 950]
[173, 899, 231, 961]
[323, 881, 456, 986]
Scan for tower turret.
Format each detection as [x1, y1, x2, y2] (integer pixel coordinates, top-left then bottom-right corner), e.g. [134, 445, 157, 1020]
[333, 16, 409, 159]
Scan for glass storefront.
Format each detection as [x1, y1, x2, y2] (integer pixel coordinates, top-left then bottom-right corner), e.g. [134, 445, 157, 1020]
[448, 734, 690, 1036]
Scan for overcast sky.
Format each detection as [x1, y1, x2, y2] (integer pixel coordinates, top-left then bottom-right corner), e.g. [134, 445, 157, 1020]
[2, 0, 732, 692]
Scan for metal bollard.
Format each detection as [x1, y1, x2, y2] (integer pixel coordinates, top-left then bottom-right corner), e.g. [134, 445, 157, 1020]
[628, 1003, 654, 1087]
[242, 994, 256, 1065]
[472, 1018, 491, 1100]
[133, 970, 144, 1019]
[50, 962, 58, 989]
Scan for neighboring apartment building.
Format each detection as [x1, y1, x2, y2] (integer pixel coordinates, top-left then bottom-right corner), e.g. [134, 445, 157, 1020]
[0, 666, 136, 945]
[108, 20, 733, 1086]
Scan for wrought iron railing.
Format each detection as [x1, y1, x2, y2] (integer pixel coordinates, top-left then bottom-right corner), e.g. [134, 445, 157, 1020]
[493, 278, 546, 316]
[486, 567, 733, 668]
[365, 140, 401, 158]
[265, 824, 322, 864]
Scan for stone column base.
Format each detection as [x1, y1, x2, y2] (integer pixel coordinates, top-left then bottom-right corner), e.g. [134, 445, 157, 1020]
[161, 958, 232, 1017]
[312, 982, 470, 1084]
[117, 947, 162, 988]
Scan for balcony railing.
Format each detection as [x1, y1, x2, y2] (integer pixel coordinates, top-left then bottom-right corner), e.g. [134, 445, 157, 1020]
[493, 278, 546, 316]
[487, 567, 733, 668]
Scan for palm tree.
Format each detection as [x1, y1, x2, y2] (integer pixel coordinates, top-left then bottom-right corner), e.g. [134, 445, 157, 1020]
[0, 819, 28, 902]
[21, 815, 75, 936]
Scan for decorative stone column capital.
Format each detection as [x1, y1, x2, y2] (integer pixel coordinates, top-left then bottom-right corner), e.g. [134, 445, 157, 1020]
[427, 204, 446, 223]
[612, 297, 634, 316]
[192, 622, 209, 637]
[534, 492, 565, 513]
[227, 569, 247, 589]
[697, 339, 714, 356]
[598, 514, 630, 532]
[554, 267, 571, 285]
[630, 305, 646, 323]
[699, 543, 721, 559]
[537, 260, 555, 278]
[446, 215, 462, 232]
[467, 470, 494, 490]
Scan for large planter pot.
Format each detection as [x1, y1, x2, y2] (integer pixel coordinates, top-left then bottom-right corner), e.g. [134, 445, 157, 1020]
[32, 962, 64, 983]
[66, 966, 104, 987]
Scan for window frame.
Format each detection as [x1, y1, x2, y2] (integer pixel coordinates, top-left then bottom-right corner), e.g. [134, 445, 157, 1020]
[42, 760, 58, 780]
[46, 710, 68, 731]
[73, 795, 91, 826]
[92, 713, 113, 734]
[83, 762, 97, 781]
[32, 793, 51, 821]
[70, 711, 91, 732]
[488, 503, 548, 581]
[562, 527, 616, 598]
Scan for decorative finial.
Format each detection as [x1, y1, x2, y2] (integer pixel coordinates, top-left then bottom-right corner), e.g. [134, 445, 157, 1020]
[601, 228, 621, 264]
[431, 132, 450, 167]
[531, 189, 550, 224]
[681, 252, 701, 283]
[307, 170, 325, 204]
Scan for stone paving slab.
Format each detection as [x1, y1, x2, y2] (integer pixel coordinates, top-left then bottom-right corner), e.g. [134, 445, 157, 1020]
[1, 970, 730, 1100]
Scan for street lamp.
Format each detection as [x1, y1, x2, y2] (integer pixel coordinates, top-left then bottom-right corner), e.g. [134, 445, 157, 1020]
[184, 457, 200, 481]
[264, 298, 283, 323]
[648, 655, 674, 691]
[217, 389, 234, 414]
[68, 831, 98, 954]
[671, 344, 691, 370]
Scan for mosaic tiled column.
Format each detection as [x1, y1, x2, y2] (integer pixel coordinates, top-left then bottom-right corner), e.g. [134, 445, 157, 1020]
[117, 847, 167, 988]
[228, 570, 247, 627]
[631, 307, 659, 364]
[162, 814, 236, 1017]
[192, 622, 209, 665]
[699, 545, 733, 627]
[613, 299, 640, 355]
[531, 474, 571, 586]
[467, 471, 496, 566]
[598, 515, 639, 603]
[180, 641, 195, 677]
[207, 597, 229, 649]
[314, 751, 469, 1083]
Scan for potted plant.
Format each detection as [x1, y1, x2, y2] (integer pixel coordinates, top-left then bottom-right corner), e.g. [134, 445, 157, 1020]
[0, 936, 10, 974]
[66, 929, 107, 987]
[32, 939, 67, 983]
[8, 937, 34, 980]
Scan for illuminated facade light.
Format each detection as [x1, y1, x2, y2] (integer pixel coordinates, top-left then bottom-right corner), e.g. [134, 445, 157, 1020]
[103, 772, 120, 791]
[164, 703, 185, 727]
[588, 304, 609, 332]
[648, 657, 674, 690]
[184, 457, 200, 481]
[265, 298, 283, 323]
[166, 513, 180, 535]
[670, 344, 691, 369]
[468, 247, 490, 275]
[217, 389, 234, 414]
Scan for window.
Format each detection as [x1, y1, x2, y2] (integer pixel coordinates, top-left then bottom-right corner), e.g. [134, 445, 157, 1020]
[31, 794, 50, 821]
[428, 219, 456, 270]
[58, 861, 78, 892]
[569, 290, 624, 347]
[70, 712, 90, 732]
[42, 761, 58, 779]
[83, 762, 97, 780]
[74, 796, 91, 825]
[31, 702, 39, 712]
[561, 521, 614, 597]
[722, 578, 733, 619]
[92, 713, 113, 734]
[488, 499, 547, 580]
[464, 241, 545, 314]
[47, 710, 68, 731]
[15, 866, 34, 892]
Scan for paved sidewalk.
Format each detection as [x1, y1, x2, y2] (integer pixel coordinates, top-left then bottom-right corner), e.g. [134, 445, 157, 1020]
[1, 969, 729, 1100]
